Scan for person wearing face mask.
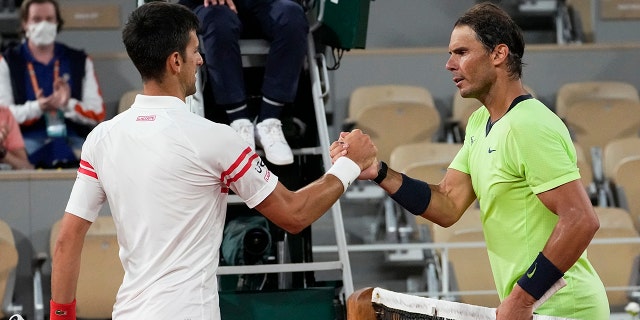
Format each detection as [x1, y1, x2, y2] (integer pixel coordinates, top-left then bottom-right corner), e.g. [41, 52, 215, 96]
[0, 0, 106, 169]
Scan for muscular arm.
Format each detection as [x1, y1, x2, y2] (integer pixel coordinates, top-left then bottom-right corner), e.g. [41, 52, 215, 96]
[329, 136, 476, 226]
[255, 175, 345, 234]
[497, 179, 599, 320]
[51, 213, 92, 304]
[420, 168, 476, 227]
[536, 180, 599, 270]
[367, 164, 476, 228]
[256, 130, 377, 233]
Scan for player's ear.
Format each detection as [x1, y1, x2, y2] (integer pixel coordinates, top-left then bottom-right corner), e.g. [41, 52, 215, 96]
[492, 44, 509, 66]
[167, 52, 181, 73]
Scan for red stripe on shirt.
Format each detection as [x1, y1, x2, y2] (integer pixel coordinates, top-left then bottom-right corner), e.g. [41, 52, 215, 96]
[225, 153, 259, 187]
[220, 147, 253, 183]
[80, 159, 94, 169]
[78, 167, 98, 179]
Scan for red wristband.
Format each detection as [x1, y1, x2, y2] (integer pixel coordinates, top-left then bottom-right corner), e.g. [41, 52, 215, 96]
[50, 299, 76, 320]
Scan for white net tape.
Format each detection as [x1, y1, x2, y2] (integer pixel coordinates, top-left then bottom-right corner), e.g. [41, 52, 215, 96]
[371, 287, 572, 320]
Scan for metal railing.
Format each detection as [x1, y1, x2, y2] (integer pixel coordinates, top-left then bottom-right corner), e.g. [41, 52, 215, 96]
[313, 236, 640, 300]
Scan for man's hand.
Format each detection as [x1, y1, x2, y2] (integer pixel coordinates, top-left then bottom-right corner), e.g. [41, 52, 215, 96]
[330, 130, 379, 180]
[329, 131, 353, 164]
[204, 0, 237, 13]
[495, 285, 535, 320]
[329, 133, 348, 164]
[36, 89, 56, 112]
[359, 161, 379, 181]
[340, 129, 376, 170]
[52, 77, 71, 110]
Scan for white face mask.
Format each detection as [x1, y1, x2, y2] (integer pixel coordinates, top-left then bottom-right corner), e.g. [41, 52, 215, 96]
[26, 21, 58, 46]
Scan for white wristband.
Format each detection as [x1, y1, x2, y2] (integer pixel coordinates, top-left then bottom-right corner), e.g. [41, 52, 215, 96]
[326, 157, 361, 193]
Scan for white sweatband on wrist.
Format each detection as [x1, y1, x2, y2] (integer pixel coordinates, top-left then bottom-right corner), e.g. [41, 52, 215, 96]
[326, 157, 360, 193]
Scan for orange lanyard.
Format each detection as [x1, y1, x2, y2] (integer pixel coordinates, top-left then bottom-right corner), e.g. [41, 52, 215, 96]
[26, 59, 59, 95]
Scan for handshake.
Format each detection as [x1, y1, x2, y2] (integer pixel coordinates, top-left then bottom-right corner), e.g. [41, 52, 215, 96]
[329, 129, 381, 181]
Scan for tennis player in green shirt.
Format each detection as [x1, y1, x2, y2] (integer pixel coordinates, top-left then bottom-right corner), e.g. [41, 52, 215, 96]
[331, 2, 609, 319]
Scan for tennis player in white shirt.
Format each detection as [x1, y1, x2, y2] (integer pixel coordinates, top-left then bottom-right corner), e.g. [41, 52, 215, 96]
[49, 3, 376, 319]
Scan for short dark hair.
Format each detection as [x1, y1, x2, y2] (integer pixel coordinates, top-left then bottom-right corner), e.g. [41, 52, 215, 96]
[20, 0, 64, 32]
[122, 2, 200, 82]
[455, 2, 525, 79]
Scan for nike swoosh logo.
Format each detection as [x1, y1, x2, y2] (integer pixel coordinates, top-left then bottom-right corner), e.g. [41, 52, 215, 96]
[527, 263, 537, 278]
[488, 148, 497, 153]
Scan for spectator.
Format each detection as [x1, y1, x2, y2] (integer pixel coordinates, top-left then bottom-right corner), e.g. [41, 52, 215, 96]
[0, 107, 33, 170]
[0, 0, 106, 168]
[179, 0, 309, 166]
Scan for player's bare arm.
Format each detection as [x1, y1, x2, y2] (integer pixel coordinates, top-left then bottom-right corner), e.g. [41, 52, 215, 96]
[330, 134, 476, 227]
[536, 179, 599, 272]
[421, 168, 476, 227]
[51, 213, 92, 304]
[257, 129, 377, 234]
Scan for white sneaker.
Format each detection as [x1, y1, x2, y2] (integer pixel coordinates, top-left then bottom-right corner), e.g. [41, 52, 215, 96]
[230, 119, 255, 150]
[255, 118, 294, 165]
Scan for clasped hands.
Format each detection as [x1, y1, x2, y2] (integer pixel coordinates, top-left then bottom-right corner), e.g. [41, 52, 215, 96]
[329, 130, 379, 180]
[37, 77, 71, 113]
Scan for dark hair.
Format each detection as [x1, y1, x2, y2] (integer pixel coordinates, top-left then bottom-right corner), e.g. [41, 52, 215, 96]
[122, 2, 200, 82]
[455, 2, 525, 79]
[20, 0, 64, 32]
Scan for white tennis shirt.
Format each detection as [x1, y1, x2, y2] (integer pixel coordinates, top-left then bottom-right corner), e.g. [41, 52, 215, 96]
[65, 95, 278, 319]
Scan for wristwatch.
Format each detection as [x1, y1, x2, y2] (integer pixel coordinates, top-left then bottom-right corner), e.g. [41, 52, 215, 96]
[373, 161, 388, 184]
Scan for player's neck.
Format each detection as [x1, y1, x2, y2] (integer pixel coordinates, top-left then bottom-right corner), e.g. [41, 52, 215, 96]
[143, 80, 186, 102]
[484, 80, 526, 123]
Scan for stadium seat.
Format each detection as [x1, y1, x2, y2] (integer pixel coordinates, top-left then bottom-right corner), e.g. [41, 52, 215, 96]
[345, 85, 441, 164]
[563, 98, 640, 206]
[602, 137, 640, 206]
[564, 99, 640, 155]
[389, 142, 462, 183]
[555, 81, 639, 119]
[431, 208, 500, 308]
[612, 156, 640, 233]
[343, 85, 442, 242]
[0, 219, 19, 319]
[347, 84, 435, 125]
[389, 142, 463, 238]
[588, 206, 640, 308]
[50, 216, 123, 319]
[603, 137, 640, 184]
[574, 141, 594, 191]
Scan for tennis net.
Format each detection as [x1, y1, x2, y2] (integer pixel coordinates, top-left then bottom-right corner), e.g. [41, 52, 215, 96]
[370, 287, 571, 320]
